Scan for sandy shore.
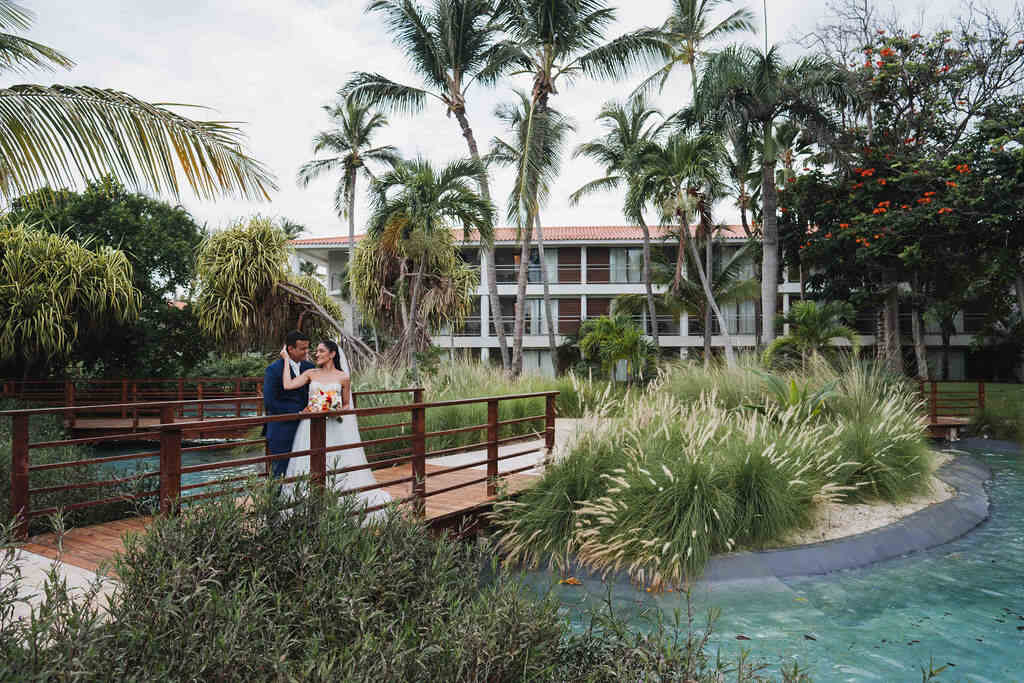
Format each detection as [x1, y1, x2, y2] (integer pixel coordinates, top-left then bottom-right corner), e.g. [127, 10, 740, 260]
[781, 451, 956, 546]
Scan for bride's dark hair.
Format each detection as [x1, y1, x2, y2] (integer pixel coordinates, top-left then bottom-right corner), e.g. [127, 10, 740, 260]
[321, 340, 343, 371]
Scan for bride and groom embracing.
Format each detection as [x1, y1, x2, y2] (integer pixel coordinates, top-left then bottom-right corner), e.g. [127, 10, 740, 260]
[262, 330, 392, 516]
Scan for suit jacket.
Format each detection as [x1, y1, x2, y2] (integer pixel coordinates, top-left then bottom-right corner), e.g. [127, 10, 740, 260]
[263, 358, 314, 454]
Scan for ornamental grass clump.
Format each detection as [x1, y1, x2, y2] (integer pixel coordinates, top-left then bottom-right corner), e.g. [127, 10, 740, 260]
[489, 417, 622, 572]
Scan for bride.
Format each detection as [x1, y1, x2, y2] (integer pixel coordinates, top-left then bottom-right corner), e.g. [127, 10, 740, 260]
[279, 340, 392, 518]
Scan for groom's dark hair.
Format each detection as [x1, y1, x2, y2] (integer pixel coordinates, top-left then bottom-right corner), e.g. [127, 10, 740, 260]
[285, 330, 310, 348]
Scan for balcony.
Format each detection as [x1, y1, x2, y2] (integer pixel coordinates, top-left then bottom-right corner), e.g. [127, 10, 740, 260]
[689, 314, 758, 336]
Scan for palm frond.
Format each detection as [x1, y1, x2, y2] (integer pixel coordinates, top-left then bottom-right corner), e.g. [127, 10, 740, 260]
[341, 71, 433, 115]
[0, 85, 276, 201]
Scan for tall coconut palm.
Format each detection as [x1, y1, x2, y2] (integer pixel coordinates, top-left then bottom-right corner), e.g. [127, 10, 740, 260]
[571, 97, 665, 346]
[343, 0, 515, 369]
[615, 240, 758, 365]
[487, 90, 574, 358]
[633, 0, 756, 101]
[366, 156, 495, 369]
[296, 96, 399, 331]
[494, 0, 667, 375]
[627, 131, 738, 366]
[0, 2, 274, 203]
[694, 44, 848, 346]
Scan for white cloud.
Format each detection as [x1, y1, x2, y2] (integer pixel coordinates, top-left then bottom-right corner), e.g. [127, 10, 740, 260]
[18, 0, 998, 236]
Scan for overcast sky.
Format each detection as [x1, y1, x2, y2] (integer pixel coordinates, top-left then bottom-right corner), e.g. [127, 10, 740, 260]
[17, 0, 1011, 237]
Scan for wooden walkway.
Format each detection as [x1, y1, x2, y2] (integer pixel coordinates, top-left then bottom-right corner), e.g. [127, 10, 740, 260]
[68, 415, 258, 439]
[22, 462, 540, 574]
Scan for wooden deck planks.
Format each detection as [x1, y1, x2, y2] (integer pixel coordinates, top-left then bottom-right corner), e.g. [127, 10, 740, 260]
[22, 461, 538, 574]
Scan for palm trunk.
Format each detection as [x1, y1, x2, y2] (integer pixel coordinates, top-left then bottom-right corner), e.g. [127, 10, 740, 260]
[911, 305, 928, 380]
[638, 216, 659, 346]
[760, 155, 780, 345]
[741, 204, 763, 348]
[347, 169, 359, 336]
[682, 213, 736, 367]
[453, 106, 510, 370]
[703, 306, 712, 367]
[406, 254, 428, 372]
[512, 219, 533, 376]
[535, 213, 557, 358]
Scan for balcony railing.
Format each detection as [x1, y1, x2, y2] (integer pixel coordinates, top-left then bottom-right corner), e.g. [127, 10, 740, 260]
[689, 314, 758, 336]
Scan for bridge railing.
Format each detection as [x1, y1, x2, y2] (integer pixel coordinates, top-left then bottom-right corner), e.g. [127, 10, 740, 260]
[4, 389, 556, 539]
[2, 387, 424, 539]
[917, 380, 986, 422]
[1, 376, 265, 408]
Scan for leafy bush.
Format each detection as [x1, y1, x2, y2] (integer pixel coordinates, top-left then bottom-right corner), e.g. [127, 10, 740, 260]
[970, 386, 1024, 442]
[192, 351, 272, 378]
[0, 486, 808, 681]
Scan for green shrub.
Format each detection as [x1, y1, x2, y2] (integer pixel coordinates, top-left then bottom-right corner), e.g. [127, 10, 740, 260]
[0, 486, 807, 682]
[971, 387, 1024, 442]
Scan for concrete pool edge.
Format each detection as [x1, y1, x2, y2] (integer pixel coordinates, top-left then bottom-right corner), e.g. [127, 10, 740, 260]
[550, 447, 1006, 588]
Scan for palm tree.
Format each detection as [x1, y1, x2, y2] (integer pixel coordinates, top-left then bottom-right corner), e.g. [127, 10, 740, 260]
[0, 2, 274, 203]
[694, 44, 848, 346]
[366, 157, 495, 369]
[615, 240, 758, 365]
[343, 0, 515, 369]
[487, 91, 574, 358]
[627, 132, 739, 366]
[763, 300, 859, 370]
[494, 0, 666, 375]
[195, 217, 374, 365]
[297, 96, 399, 331]
[633, 0, 756, 101]
[578, 313, 656, 384]
[571, 97, 665, 346]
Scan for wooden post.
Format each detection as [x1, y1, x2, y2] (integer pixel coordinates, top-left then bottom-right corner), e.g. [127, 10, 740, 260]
[159, 427, 183, 516]
[310, 415, 327, 490]
[160, 405, 174, 425]
[196, 383, 204, 420]
[121, 379, 128, 418]
[929, 381, 938, 423]
[11, 414, 30, 541]
[486, 399, 499, 496]
[978, 381, 986, 413]
[545, 394, 557, 452]
[411, 400, 426, 517]
[65, 381, 76, 429]
[177, 378, 184, 402]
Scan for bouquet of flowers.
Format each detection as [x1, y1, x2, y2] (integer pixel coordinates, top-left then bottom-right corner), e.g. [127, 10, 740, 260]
[307, 388, 345, 423]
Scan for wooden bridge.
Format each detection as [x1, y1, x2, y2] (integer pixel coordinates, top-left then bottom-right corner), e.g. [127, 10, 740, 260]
[917, 380, 987, 440]
[3, 385, 557, 572]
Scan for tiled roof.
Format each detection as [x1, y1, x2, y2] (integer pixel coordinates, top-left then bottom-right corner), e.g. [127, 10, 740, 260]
[290, 224, 749, 247]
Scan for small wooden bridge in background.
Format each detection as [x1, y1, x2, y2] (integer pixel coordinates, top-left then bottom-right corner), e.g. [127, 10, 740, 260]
[3, 385, 556, 573]
[917, 380, 987, 440]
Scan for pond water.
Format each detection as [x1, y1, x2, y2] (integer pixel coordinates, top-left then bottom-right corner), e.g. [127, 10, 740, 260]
[98, 442, 263, 494]
[525, 445, 1024, 682]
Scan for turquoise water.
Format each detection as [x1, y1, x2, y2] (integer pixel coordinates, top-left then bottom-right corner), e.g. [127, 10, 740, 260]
[99, 443, 262, 494]
[529, 446, 1024, 682]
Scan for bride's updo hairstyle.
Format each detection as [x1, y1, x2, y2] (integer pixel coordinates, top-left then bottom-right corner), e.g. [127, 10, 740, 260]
[321, 340, 343, 371]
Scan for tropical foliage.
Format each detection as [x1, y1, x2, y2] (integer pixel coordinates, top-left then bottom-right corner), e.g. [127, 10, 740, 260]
[763, 300, 859, 370]
[357, 157, 493, 368]
[343, 0, 515, 369]
[6, 178, 209, 377]
[0, 222, 139, 374]
[577, 314, 657, 383]
[0, 1, 274, 203]
[194, 217, 372, 365]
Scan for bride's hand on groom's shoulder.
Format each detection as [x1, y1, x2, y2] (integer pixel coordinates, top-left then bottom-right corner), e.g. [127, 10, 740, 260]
[280, 346, 289, 361]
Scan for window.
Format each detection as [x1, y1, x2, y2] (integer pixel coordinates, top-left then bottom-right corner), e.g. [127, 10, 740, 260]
[610, 248, 643, 283]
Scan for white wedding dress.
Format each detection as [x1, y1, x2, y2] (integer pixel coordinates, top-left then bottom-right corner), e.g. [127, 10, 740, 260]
[283, 380, 392, 520]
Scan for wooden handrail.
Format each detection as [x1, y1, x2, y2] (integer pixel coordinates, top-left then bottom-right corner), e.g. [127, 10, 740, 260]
[6, 387, 556, 540]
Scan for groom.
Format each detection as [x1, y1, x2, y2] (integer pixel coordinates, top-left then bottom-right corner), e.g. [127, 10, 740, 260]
[263, 330, 314, 477]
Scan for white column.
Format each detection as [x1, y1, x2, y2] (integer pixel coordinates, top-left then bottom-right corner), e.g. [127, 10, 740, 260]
[783, 293, 791, 336]
[580, 246, 587, 284]
[479, 294, 489, 340]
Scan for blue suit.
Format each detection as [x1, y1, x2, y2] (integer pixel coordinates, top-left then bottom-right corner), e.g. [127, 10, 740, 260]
[263, 358, 314, 477]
